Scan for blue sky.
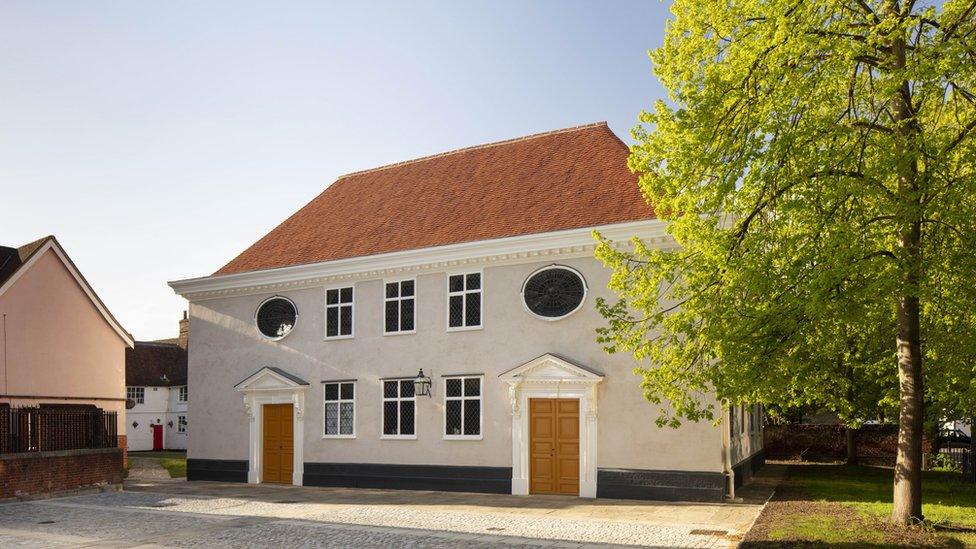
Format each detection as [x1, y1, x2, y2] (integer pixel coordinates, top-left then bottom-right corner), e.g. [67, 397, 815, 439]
[0, 1, 672, 340]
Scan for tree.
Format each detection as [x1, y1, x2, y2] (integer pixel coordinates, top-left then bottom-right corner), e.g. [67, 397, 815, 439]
[596, 0, 976, 525]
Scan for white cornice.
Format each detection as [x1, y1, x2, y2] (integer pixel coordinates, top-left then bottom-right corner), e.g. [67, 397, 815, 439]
[168, 219, 671, 302]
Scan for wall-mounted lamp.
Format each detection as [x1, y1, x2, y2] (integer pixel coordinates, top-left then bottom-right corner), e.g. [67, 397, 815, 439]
[413, 369, 432, 398]
[167, 421, 174, 427]
[132, 421, 139, 429]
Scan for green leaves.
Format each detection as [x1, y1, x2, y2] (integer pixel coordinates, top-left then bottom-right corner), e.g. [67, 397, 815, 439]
[600, 0, 976, 428]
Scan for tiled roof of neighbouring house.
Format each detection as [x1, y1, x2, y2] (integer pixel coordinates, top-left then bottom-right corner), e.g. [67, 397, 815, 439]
[214, 122, 653, 276]
[0, 235, 53, 288]
[125, 341, 187, 387]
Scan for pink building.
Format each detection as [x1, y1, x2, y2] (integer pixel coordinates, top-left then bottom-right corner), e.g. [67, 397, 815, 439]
[0, 236, 133, 443]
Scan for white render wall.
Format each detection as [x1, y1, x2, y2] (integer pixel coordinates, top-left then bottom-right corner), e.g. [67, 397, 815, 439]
[126, 385, 188, 451]
[186, 255, 726, 473]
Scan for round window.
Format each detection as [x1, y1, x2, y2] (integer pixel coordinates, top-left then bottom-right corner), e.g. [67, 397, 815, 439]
[255, 296, 297, 339]
[521, 266, 587, 320]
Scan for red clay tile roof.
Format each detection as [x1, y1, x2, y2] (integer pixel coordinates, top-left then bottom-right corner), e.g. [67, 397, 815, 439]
[215, 122, 653, 276]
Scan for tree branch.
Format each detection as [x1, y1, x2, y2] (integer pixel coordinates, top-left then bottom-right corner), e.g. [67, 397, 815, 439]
[942, 0, 976, 42]
[854, 0, 881, 24]
[805, 29, 867, 42]
[942, 117, 976, 155]
[849, 120, 894, 133]
[921, 218, 970, 243]
[810, 170, 864, 179]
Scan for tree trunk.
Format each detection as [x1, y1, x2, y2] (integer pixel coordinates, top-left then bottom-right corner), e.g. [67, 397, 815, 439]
[846, 427, 858, 465]
[889, 0, 925, 525]
[892, 292, 923, 524]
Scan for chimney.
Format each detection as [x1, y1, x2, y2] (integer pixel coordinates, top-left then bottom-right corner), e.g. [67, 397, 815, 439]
[178, 310, 189, 349]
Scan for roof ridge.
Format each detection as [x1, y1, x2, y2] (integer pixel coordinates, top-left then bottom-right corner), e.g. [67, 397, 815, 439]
[336, 122, 609, 179]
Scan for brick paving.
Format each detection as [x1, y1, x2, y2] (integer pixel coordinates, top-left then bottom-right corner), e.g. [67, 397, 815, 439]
[0, 481, 763, 548]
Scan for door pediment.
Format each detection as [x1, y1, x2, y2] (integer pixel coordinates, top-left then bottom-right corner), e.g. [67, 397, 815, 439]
[499, 353, 604, 384]
[235, 367, 309, 392]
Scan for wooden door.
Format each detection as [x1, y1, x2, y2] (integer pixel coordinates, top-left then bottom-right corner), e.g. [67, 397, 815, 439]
[529, 398, 580, 495]
[262, 404, 294, 484]
[152, 424, 163, 450]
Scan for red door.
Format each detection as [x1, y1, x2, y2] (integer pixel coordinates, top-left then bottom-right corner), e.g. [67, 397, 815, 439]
[152, 424, 163, 450]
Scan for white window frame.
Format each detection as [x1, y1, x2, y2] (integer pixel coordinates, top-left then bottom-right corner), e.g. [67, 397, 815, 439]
[324, 285, 355, 340]
[178, 386, 188, 403]
[383, 278, 417, 336]
[446, 270, 484, 332]
[322, 381, 357, 439]
[127, 387, 144, 404]
[442, 375, 484, 440]
[380, 379, 417, 439]
[177, 415, 187, 433]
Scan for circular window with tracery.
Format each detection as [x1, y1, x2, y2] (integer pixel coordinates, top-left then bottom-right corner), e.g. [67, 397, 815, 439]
[255, 296, 297, 340]
[521, 265, 587, 320]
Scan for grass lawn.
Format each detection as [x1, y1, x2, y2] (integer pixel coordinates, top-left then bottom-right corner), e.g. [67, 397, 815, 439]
[158, 457, 187, 478]
[743, 463, 976, 548]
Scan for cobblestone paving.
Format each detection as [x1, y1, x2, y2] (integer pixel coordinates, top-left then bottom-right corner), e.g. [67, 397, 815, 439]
[0, 490, 735, 548]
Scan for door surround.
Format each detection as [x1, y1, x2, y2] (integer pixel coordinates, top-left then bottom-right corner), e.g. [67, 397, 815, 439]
[235, 367, 308, 486]
[499, 353, 603, 498]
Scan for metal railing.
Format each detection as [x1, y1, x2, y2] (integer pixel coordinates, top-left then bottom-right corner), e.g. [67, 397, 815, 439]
[0, 406, 118, 454]
[937, 446, 974, 483]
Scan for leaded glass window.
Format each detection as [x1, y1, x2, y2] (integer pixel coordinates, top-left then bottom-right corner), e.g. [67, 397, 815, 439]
[444, 376, 482, 439]
[323, 381, 355, 437]
[384, 280, 416, 334]
[255, 296, 297, 339]
[448, 273, 482, 329]
[521, 266, 586, 319]
[127, 387, 144, 404]
[177, 415, 187, 433]
[382, 379, 416, 437]
[326, 287, 354, 338]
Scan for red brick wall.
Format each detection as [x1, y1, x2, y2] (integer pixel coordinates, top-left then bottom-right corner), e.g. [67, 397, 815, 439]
[764, 424, 933, 463]
[0, 448, 123, 499]
[117, 435, 127, 465]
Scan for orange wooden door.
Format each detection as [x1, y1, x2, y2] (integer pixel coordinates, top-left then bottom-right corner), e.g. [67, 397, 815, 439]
[529, 398, 579, 495]
[262, 404, 294, 484]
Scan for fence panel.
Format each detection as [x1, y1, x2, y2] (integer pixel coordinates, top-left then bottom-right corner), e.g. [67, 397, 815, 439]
[0, 406, 117, 453]
[938, 446, 974, 483]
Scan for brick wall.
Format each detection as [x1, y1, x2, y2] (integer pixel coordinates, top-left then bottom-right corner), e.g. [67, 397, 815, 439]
[0, 447, 123, 499]
[764, 424, 933, 463]
[117, 434, 127, 465]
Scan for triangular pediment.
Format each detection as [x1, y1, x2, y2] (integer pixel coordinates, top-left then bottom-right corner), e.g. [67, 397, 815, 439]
[235, 366, 309, 391]
[499, 353, 604, 383]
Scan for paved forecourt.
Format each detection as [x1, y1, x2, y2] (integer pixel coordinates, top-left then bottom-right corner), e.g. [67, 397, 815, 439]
[0, 480, 763, 548]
